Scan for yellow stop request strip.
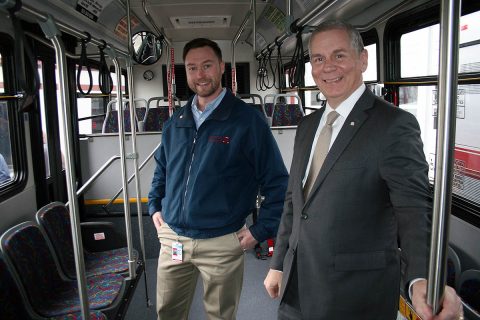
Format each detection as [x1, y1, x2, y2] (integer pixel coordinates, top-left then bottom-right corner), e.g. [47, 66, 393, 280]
[399, 295, 422, 320]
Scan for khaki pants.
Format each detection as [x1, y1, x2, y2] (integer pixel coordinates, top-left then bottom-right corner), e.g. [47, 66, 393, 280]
[156, 224, 245, 320]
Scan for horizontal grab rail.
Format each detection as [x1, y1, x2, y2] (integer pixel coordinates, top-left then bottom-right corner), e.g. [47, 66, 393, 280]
[66, 155, 120, 206]
[104, 142, 161, 209]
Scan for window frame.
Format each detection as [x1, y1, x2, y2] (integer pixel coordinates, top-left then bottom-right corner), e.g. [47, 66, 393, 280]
[384, 0, 480, 227]
[0, 33, 28, 201]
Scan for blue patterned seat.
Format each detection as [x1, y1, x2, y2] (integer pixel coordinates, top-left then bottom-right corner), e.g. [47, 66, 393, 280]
[2, 253, 107, 319]
[144, 106, 171, 131]
[56, 311, 107, 319]
[0, 221, 123, 318]
[271, 103, 304, 126]
[102, 99, 148, 133]
[102, 108, 147, 133]
[36, 202, 134, 279]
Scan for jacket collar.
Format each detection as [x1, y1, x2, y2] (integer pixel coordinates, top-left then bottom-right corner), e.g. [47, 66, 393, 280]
[176, 89, 235, 128]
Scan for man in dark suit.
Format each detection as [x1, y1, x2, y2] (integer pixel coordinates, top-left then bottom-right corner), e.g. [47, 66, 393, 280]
[264, 20, 463, 320]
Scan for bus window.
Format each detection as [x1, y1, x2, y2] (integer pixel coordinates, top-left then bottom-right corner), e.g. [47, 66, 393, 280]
[302, 63, 318, 114]
[0, 35, 27, 196]
[0, 53, 13, 186]
[401, 11, 480, 78]
[398, 10, 480, 206]
[110, 71, 127, 97]
[77, 67, 126, 135]
[363, 43, 377, 82]
[0, 54, 3, 94]
[400, 25, 440, 78]
[77, 67, 104, 135]
[38, 60, 66, 172]
[37, 61, 52, 176]
[458, 12, 480, 73]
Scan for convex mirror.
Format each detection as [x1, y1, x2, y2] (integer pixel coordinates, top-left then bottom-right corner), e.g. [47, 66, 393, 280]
[132, 31, 163, 65]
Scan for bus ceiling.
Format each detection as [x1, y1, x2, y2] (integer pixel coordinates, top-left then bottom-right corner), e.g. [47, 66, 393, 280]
[10, 0, 434, 57]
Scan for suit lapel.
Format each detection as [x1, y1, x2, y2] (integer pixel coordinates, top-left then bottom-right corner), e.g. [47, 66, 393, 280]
[304, 90, 376, 204]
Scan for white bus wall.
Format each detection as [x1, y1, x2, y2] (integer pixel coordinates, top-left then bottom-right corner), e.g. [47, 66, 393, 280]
[79, 133, 160, 201]
[271, 128, 295, 172]
[80, 126, 295, 202]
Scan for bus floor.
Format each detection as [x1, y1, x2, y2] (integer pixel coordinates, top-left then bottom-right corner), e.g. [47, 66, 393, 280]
[125, 250, 280, 320]
[125, 254, 408, 320]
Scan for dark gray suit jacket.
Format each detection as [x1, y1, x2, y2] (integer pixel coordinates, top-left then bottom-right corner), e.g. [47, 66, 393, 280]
[271, 89, 432, 320]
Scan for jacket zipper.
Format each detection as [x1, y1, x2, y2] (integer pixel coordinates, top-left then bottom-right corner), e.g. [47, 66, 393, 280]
[181, 131, 198, 225]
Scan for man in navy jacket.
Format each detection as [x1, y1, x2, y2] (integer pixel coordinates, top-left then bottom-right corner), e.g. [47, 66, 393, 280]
[148, 38, 288, 320]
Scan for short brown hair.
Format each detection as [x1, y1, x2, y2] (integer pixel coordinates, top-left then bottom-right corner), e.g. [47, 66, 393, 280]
[183, 38, 223, 61]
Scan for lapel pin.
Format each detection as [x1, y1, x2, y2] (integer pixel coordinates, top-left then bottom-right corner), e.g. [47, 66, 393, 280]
[350, 121, 355, 126]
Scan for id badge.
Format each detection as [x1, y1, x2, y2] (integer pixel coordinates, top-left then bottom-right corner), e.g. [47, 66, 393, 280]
[172, 241, 183, 262]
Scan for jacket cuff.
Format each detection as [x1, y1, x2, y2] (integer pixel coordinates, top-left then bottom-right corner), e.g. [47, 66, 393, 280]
[249, 224, 268, 242]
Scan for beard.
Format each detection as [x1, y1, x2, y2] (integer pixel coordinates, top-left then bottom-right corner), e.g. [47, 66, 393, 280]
[189, 78, 221, 98]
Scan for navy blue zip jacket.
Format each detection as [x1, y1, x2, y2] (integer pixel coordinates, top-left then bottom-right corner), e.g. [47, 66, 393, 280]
[148, 90, 288, 241]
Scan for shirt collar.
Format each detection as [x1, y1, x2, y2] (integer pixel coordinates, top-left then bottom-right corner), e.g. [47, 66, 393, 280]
[191, 88, 227, 129]
[325, 84, 366, 119]
[192, 88, 226, 114]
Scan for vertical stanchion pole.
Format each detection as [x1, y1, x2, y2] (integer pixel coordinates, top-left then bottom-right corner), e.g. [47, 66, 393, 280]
[39, 16, 90, 319]
[125, 0, 152, 306]
[105, 47, 136, 279]
[427, 0, 461, 313]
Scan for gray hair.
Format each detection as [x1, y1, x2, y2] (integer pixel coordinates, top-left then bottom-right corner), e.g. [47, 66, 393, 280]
[308, 20, 365, 56]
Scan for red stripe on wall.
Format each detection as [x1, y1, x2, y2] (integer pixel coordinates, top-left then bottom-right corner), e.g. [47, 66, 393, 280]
[455, 147, 480, 180]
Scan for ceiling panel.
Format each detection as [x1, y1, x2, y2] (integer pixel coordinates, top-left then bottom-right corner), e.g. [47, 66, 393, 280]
[130, 0, 267, 42]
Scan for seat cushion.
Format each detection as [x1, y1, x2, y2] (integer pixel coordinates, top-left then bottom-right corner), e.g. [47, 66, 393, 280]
[54, 310, 107, 319]
[85, 247, 133, 277]
[38, 273, 123, 317]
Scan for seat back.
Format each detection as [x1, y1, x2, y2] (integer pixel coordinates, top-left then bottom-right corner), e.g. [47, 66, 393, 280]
[36, 202, 78, 279]
[264, 93, 276, 117]
[1, 253, 108, 320]
[264, 103, 274, 117]
[144, 106, 172, 131]
[0, 222, 65, 315]
[271, 103, 304, 126]
[144, 96, 180, 131]
[271, 94, 304, 126]
[459, 269, 480, 319]
[57, 311, 107, 319]
[102, 98, 148, 133]
[447, 246, 461, 290]
[0, 253, 31, 319]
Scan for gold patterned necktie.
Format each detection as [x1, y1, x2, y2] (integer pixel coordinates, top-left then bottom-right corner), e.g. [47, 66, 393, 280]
[304, 111, 340, 197]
